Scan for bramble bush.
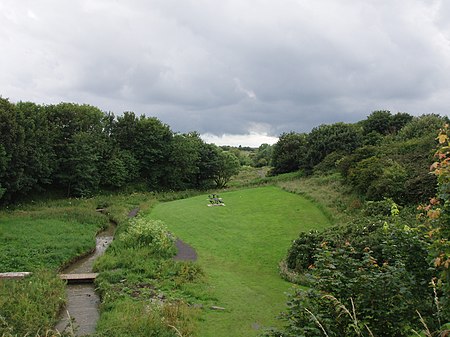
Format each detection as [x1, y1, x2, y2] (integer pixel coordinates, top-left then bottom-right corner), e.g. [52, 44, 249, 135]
[418, 124, 450, 321]
[277, 203, 440, 336]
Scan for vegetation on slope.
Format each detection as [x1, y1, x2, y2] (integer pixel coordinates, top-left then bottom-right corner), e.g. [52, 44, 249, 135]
[265, 113, 450, 336]
[0, 193, 157, 336]
[93, 215, 205, 337]
[149, 186, 332, 337]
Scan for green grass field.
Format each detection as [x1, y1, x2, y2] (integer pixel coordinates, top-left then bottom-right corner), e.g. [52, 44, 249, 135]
[149, 186, 332, 337]
[0, 209, 106, 272]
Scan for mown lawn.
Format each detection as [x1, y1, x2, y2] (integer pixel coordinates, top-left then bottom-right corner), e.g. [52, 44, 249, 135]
[149, 186, 332, 337]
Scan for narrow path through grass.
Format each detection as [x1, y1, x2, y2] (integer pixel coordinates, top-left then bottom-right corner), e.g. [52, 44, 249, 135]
[149, 186, 331, 337]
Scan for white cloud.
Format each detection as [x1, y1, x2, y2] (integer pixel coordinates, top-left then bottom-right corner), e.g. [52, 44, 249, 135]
[201, 132, 278, 148]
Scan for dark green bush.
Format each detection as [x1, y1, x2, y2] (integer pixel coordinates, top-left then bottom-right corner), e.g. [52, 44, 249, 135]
[363, 199, 393, 216]
[276, 208, 441, 337]
[285, 230, 323, 273]
[313, 151, 345, 175]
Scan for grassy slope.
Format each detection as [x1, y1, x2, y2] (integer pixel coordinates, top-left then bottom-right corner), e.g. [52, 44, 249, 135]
[149, 186, 331, 337]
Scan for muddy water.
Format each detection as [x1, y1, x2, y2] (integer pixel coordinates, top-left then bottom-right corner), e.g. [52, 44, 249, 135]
[55, 226, 115, 336]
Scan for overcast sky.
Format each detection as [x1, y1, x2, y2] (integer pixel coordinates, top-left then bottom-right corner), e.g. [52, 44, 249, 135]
[1, 1, 449, 146]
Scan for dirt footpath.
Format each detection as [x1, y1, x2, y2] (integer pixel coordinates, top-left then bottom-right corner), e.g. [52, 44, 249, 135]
[174, 239, 197, 261]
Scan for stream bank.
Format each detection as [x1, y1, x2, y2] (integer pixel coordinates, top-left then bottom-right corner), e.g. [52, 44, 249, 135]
[55, 226, 114, 335]
[55, 208, 139, 336]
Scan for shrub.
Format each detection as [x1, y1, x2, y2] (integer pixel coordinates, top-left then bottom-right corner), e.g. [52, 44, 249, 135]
[275, 204, 440, 336]
[397, 114, 447, 140]
[366, 160, 407, 201]
[285, 230, 323, 274]
[363, 199, 393, 216]
[119, 218, 176, 258]
[313, 151, 345, 175]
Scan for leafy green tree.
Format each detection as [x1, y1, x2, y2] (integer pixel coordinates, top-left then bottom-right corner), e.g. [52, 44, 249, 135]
[390, 112, 414, 133]
[362, 110, 413, 136]
[0, 145, 7, 199]
[385, 137, 437, 203]
[348, 156, 407, 201]
[0, 97, 24, 203]
[15, 102, 55, 192]
[59, 132, 101, 196]
[337, 146, 378, 179]
[252, 143, 273, 167]
[196, 143, 221, 189]
[225, 147, 252, 166]
[312, 151, 344, 175]
[112, 112, 173, 188]
[46, 103, 105, 194]
[111, 111, 140, 152]
[306, 122, 362, 170]
[362, 110, 393, 135]
[100, 153, 128, 189]
[271, 132, 308, 175]
[362, 130, 384, 146]
[99, 148, 141, 190]
[134, 116, 172, 189]
[46, 103, 105, 195]
[117, 150, 140, 183]
[397, 114, 448, 140]
[213, 150, 240, 188]
[366, 160, 407, 201]
[165, 132, 202, 190]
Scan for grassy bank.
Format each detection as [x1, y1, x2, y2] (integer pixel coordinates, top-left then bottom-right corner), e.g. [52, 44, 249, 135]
[149, 186, 332, 336]
[0, 211, 105, 272]
[0, 270, 66, 336]
[0, 192, 156, 336]
[275, 172, 361, 225]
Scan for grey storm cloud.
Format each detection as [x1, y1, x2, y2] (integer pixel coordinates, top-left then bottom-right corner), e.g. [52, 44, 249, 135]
[1, 0, 449, 143]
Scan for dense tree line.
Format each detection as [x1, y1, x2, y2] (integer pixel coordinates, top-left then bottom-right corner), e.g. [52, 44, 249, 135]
[270, 110, 449, 204]
[0, 97, 240, 204]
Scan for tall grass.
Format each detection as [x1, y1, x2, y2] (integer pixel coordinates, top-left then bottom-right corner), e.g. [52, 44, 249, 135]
[94, 229, 207, 336]
[0, 192, 158, 336]
[276, 172, 362, 225]
[0, 270, 66, 336]
[0, 213, 104, 272]
[94, 298, 199, 337]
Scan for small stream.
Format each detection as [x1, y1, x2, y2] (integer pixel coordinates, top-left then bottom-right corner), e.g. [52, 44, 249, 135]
[55, 225, 115, 336]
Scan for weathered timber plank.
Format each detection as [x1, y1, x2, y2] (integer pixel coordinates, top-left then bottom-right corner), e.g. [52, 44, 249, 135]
[0, 272, 32, 279]
[59, 273, 98, 283]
